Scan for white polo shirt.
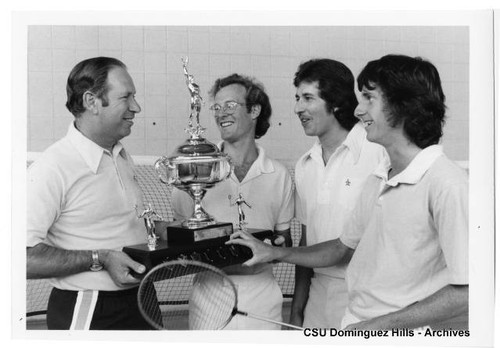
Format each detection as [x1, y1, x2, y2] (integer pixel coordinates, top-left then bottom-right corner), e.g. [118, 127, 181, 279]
[340, 145, 469, 326]
[295, 122, 387, 278]
[27, 122, 146, 291]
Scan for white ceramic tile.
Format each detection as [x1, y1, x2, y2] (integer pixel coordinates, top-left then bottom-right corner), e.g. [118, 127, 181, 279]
[128, 118, 145, 140]
[121, 138, 146, 155]
[144, 52, 166, 73]
[53, 117, 72, 139]
[75, 49, 100, 63]
[122, 51, 145, 72]
[145, 73, 167, 96]
[144, 95, 167, 118]
[166, 72, 187, 96]
[99, 26, 122, 51]
[28, 26, 52, 49]
[310, 36, 332, 58]
[75, 27, 99, 50]
[209, 54, 232, 77]
[29, 49, 53, 72]
[346, 26, 366, 41]
[188, 31, 210, 54]
[271, 56, 292, 78]
[29, 72, 53, 97]
[128, 72, 145, 97]
[230, 32, 251, 55]
[30, 139, 55, 152]
[122, 27, 144, 51]
[146, 138, 169, 157]
[145, 117, 168, 139]
[52, 26, 76, 49]
[185, 54, 209, 75]
[210, 32, 231, 54]
[452, 82, 468, 103]
[97, 50, 122, 60]
[270, 32, 290, 56]
[167, 30, 188, 53]
[453, 44, 469, 64]
[364, 40, 387, 61]
[290, 31, 309, 57]
[145, 28, 167, 51]
[453, 27, 469, 44]
[251, 55, 272, 78]
[30, 117, 54, 140]
[231, 55, 253, 76]
[52, 49, 76, 73]
[53, 93, 71, 119]
[432, 43, 454, 64]
[250, 30, 271, 56]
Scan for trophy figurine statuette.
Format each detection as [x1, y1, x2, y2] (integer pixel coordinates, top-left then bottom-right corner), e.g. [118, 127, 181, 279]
[154, 57, 234, 244]
[135, 204, 163, 251]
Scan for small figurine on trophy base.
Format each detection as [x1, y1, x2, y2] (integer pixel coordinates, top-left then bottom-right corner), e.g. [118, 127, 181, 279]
[231, 193, 251, 232]
[136, 204, 163, 251]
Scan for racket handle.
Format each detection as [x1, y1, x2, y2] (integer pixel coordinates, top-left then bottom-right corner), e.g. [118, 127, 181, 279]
[235, 310, 303, 330]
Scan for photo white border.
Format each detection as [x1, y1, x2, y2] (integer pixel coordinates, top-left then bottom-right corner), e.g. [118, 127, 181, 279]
[8, 8, 496, 348]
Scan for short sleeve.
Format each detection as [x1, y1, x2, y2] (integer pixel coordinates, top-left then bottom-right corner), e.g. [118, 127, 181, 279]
[433, 178, 469, 284]
[27, 161, 63, 247]
[274, 169, 294, 232]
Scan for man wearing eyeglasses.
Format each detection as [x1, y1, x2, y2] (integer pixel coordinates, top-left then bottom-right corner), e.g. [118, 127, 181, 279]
[172, 74, 294, 329]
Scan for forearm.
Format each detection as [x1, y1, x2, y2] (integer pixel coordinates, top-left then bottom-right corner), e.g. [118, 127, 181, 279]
[350, 284, 469, 330]
[275, 238, 351, 268]
[290, 265, 313, 320]
[27, 243, 93, 279]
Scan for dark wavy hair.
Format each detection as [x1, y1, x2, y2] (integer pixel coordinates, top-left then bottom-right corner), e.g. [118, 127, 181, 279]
[209, 74, 271, 139]
[357, 54, 446, 148]
[293, 58, 359, 131]
[66, 57, 126, 117]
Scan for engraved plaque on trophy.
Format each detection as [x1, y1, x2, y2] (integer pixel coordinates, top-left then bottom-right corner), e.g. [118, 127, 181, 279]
[154, 57, 234, 245]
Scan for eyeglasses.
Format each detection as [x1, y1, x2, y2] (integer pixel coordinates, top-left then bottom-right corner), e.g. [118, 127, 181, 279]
[209, 101, 246, 115]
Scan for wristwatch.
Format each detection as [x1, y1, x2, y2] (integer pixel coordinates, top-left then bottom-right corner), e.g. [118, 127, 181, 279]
[89, 250, 103, 272]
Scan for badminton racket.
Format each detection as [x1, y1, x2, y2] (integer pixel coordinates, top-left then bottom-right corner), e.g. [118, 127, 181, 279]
[137, 259, 303, 330]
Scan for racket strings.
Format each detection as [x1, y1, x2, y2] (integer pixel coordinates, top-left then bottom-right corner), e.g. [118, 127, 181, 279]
[138, 261, 237, 330]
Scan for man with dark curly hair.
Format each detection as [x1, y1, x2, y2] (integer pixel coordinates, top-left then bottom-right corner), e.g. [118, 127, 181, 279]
[290, 59, 387, 329]
[229, 55, 469, 330]
[172, 73, 294, 329]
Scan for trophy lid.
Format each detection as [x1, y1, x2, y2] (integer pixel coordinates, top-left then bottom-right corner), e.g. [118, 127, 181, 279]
[174, 137, 221, 157]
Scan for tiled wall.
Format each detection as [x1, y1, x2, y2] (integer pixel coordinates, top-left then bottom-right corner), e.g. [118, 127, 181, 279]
[27, 26, 469, 164]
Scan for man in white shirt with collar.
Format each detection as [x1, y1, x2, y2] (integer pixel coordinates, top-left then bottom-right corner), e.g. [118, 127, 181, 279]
[290, 59, 387, 329]
[172, 74, 294, 329]
[27, 57, 152, 330]
[228, 55, 468, 330]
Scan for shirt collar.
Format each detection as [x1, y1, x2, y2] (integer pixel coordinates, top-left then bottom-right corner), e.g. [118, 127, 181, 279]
[300, 121, 366, 165]
[374, 145, 444, 186]
[218, 141, 275, 181]
[66, 122, 127, 174]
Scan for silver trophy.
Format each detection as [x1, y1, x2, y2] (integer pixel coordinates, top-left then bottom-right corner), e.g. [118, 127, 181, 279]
[154, 58, 233, 243]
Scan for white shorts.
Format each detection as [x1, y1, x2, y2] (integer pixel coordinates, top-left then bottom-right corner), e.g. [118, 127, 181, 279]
[189, 269, 283, 330]
[303, 273, 348, 329]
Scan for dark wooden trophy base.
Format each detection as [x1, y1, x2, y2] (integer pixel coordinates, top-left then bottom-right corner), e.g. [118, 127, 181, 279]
[123, 221, 273, 272]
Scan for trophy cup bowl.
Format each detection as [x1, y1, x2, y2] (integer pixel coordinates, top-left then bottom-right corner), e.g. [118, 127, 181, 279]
[154, 137, 232, 228]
